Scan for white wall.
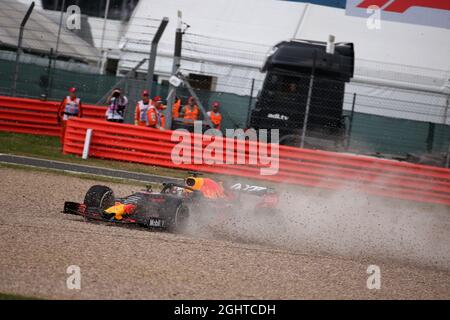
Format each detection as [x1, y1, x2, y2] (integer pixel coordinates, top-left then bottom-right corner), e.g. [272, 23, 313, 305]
[119, 0, 306, 76]
[87, 17, 125, 59]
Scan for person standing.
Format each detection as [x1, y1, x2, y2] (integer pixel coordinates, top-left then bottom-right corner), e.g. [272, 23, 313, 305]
[172, 96, 182, 120]
[182, 96, 200, 124]
[57, 87, 83, 144]
[154, 98, 167, 130]
[146, 96, 165, 130]
[106, 88, 128, 123]
[134, 90, 152, 127]
[207, 101, 222, 130]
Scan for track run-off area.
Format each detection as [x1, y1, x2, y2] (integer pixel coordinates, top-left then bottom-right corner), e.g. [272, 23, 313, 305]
[1, 166, 449, 299]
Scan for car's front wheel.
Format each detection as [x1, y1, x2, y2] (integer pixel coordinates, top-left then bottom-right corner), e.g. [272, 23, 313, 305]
[167, 203, 189, 232]
[83, 185, 115, 212]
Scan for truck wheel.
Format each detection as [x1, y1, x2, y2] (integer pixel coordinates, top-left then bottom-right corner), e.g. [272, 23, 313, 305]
[167, 204, 189, 232]
[83, 185, 115, 210]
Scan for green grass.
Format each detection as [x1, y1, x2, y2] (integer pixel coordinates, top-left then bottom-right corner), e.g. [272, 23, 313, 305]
[0, 132, 188, 179]
[0, 293, 41, 300]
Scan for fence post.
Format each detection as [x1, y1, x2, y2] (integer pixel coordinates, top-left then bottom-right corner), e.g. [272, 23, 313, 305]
[426, 122, 435, 153]
[445, 140, 450, 168]
[98, 0, 111, 73]
[12, 1, 35, 97]
[300, 50, 316, 148]
[346, 93, 356, 150]
[124, 79, 137, 124]
[166, 10, 183, 130]
[44, 48, 53, 99]
[246, 78, 255, 128]
[146, 17, 169, 94]
[445, 95, 450, 168]
[54, 0, 66, 60]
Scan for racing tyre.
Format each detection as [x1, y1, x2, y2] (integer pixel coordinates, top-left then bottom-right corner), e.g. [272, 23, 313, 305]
[83, 185, 115, 211]
[167, 203, 189, 232]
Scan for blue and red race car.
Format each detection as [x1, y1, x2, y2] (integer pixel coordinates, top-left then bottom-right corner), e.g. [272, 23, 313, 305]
[63, 173, 279, 232]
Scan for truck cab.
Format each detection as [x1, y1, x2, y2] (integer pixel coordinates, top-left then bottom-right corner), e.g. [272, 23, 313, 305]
[248, 39, 354, 149]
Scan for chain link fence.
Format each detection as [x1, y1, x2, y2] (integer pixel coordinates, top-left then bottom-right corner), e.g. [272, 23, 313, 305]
[0, 0, 449, 166]
[0, 58, 116, 101]
[174, 32, 450, 166]
[1, 55, 449, 166]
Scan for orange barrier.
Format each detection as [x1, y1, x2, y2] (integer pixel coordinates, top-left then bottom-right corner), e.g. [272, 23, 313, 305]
[63, 118, 450, 206]
[0, 95, 106, 136]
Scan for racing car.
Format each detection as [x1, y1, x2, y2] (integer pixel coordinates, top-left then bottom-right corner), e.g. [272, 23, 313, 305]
[62, 173, 279, 232]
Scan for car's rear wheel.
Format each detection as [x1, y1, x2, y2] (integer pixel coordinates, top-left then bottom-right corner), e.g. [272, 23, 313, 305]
[167, 203, 189, 232]
[84, 185, 115, 211]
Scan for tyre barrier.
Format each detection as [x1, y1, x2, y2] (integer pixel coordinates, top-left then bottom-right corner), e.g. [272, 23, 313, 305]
[0, 95, 106, 136]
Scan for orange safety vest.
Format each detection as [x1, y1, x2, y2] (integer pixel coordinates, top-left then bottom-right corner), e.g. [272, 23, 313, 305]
[58, 96, 82, 146]
[183, 104, 199, 122]
[146, 106, 158, 127]
[159, 113, 166, 129]
[172, 99, 181, 119]
[207, 111, 222, 129]
[59, 96, 82, 121]
[135, 100, 152, 126]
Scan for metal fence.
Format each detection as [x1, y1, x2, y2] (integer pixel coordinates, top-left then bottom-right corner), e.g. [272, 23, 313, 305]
[174, 32, 450, 166]
[0, 1, 449, 166]
[1, 56, 449, 166]
[177, 71, 450, 164]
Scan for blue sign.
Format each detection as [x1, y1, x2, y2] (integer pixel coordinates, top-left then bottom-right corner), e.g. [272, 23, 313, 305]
[280, 0, 346, 9]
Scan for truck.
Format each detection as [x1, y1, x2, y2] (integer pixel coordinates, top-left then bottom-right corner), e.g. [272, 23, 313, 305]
[247, 38, 354, 150]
